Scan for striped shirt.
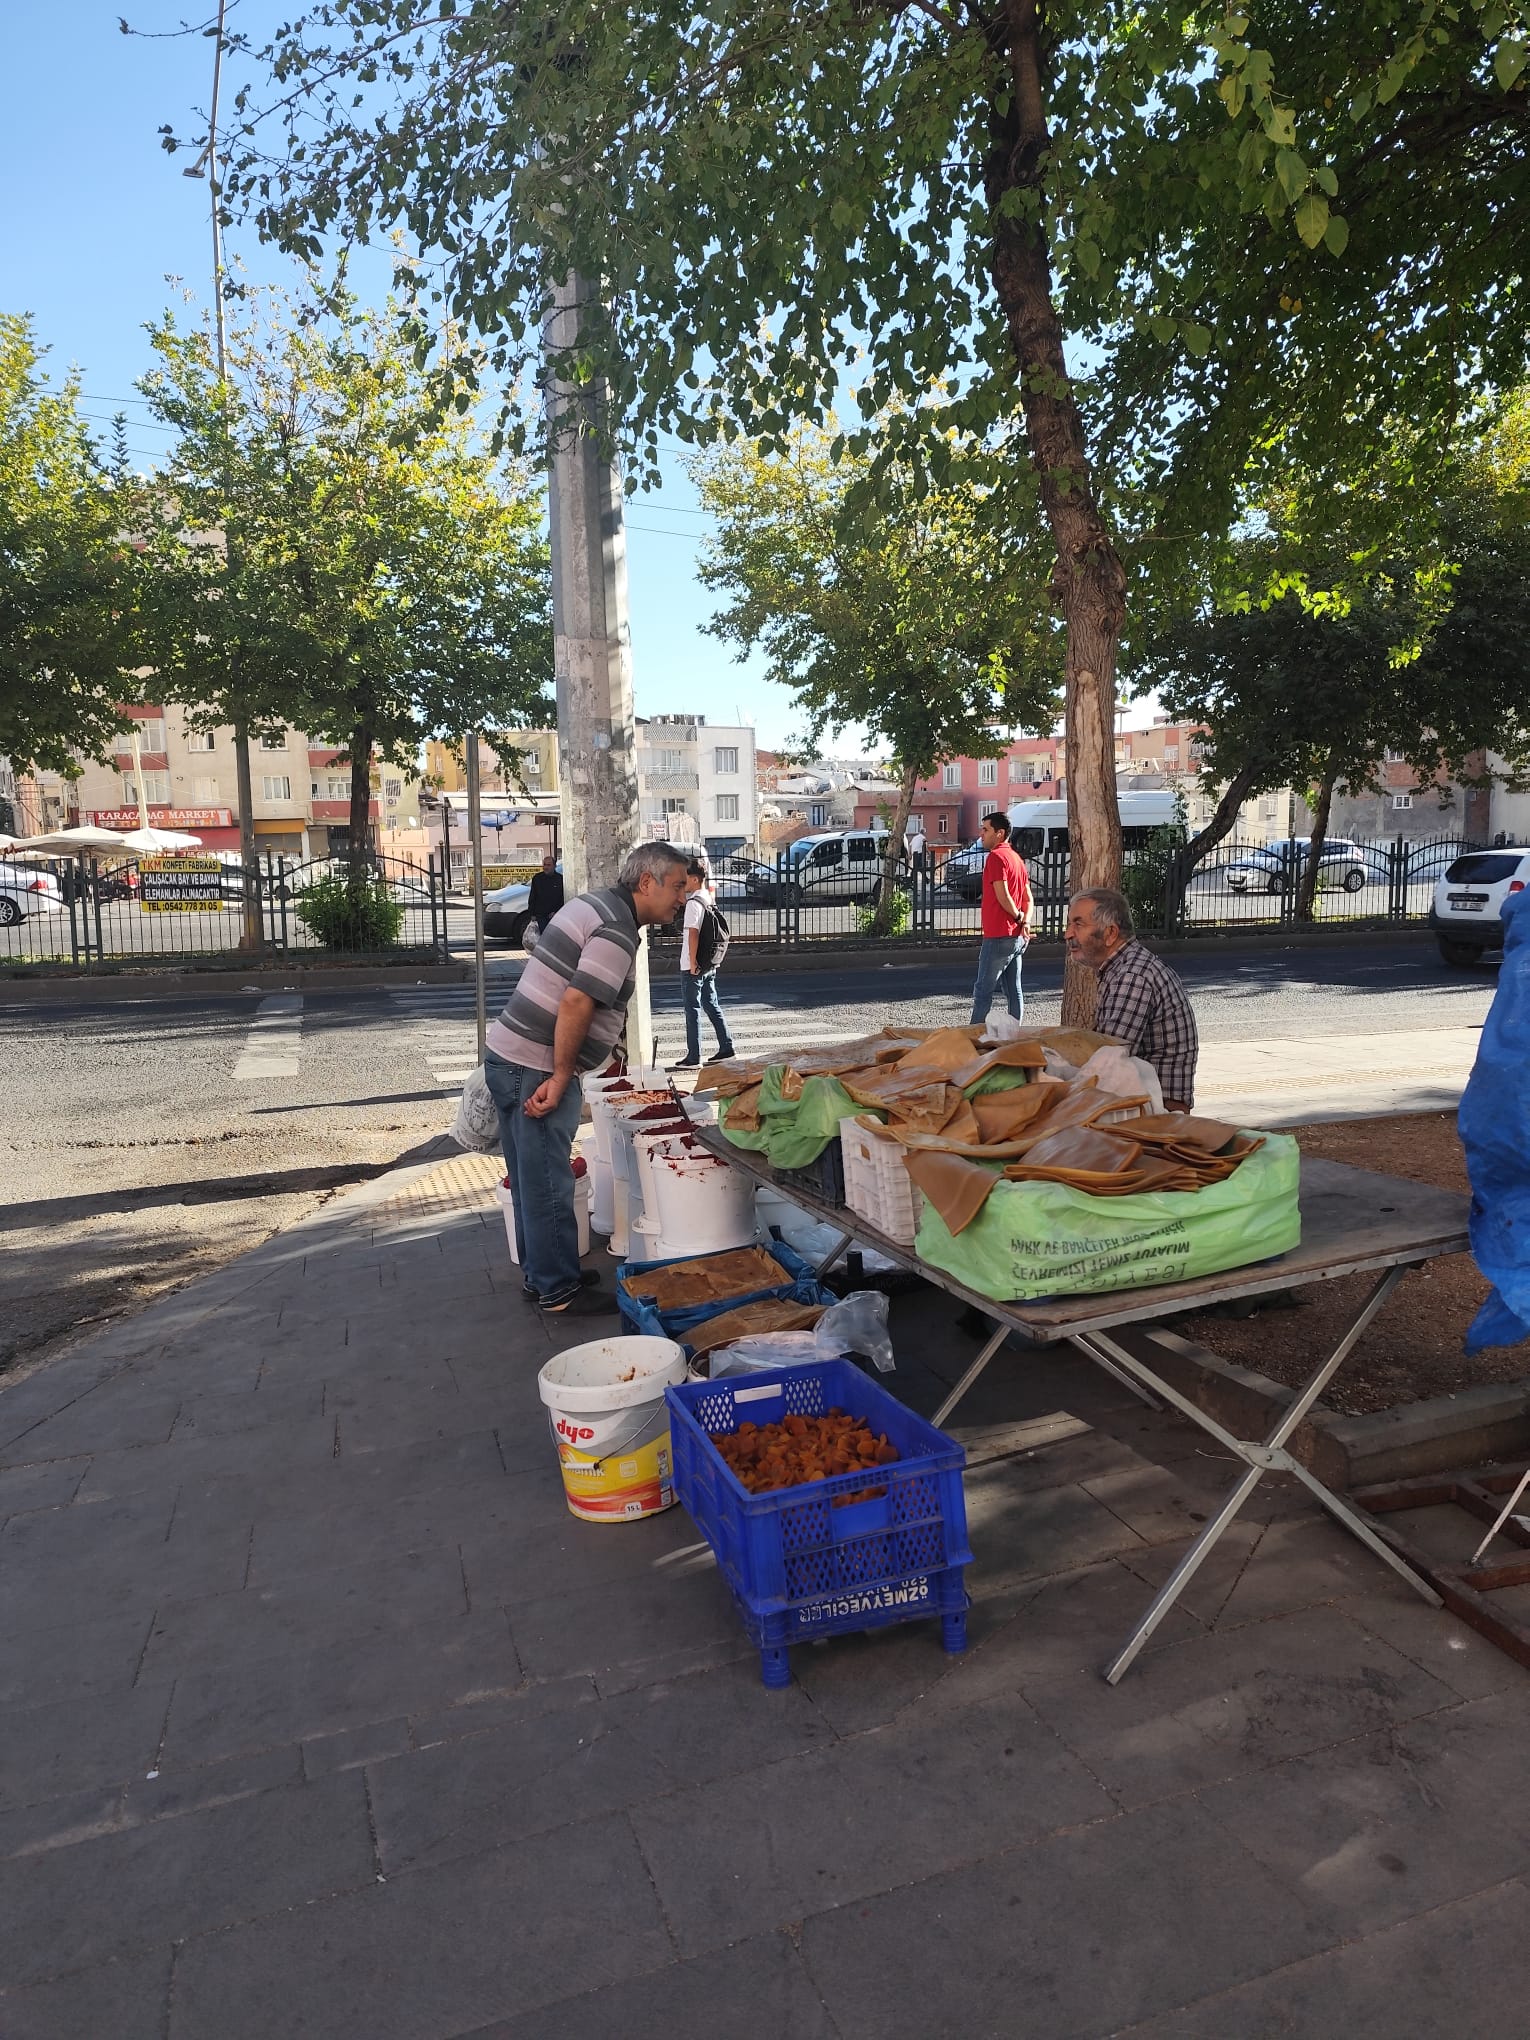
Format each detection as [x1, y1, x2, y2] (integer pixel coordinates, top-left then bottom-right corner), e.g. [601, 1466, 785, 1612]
[1093, 939, 1199, 1107]
[486, 885, 640, 1075]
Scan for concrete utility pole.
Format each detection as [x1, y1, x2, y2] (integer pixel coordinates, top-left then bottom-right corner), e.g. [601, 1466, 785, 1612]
[544, 270, 652, 1067]
[466, 730, 488, 1063]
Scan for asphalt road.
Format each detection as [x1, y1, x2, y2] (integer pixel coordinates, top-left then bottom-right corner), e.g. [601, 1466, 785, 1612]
[1, 934, 1495, 1379]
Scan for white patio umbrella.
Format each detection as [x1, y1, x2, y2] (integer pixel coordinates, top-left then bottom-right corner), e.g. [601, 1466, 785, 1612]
[9, 825, 132, 854]
[119, 826, 203, 852]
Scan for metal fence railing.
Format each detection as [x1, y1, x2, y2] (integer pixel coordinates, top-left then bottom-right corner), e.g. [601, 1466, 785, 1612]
[0, 851, 450, 971]
[697, 835, 1486, 945]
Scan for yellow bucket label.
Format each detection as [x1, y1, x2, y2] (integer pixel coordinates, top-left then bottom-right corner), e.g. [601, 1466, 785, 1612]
[551, 1411, 676, 1521]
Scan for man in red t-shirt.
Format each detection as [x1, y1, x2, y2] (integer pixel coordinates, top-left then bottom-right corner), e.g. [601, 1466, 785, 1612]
[970, 810, 1032, 1026]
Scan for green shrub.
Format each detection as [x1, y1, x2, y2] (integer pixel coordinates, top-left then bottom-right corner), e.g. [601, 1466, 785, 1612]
[295, 872, 405, 950]
[856, 883, 913, 937]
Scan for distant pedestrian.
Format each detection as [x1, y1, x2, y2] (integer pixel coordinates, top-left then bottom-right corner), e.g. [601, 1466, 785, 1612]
[525, 854, 563, 937]
[484, 843, 689, 1314]
[670, 857, 736, 1070]
[906, 824, 927, 871]
[970, 811, 1031, 1028]
[1065, 887, 1199, 1111]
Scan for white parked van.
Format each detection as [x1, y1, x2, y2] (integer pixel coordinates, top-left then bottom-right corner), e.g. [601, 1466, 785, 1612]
[1003, 792, 1183, 898]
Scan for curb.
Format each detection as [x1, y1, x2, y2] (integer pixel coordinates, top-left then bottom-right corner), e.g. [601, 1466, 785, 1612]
[1130, 1325, 1530, 1488]
[0, 962, 473, 1004]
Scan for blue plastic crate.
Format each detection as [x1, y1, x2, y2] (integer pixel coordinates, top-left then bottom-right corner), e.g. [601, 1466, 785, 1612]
[616, 1240, 820, 1338]
[665, 1358, 972, 1687]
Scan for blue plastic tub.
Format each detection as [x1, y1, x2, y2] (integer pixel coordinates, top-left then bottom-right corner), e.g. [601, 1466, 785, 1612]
[616, 1240, 821, 1338]
[666, 1358, 972, 1687]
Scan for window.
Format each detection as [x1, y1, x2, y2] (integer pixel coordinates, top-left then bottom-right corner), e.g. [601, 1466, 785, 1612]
[716, 793, 740, 821]
[808, 803, 828, 827]
[847, 836, 878, 862]
[192, 776, 219, 803]
[1008, 757, 1029, 782]
[661, 796, 688, 816]
[937, 814, 949, 835]
[325, 778, 347, 799]
[1393, 792, 1414, 810]
[130, 718, 166, 753]
[261, 775, 292, 803]
[185, 731, 215, 754]
[942, 763, 962, 788]
[714, 746, 739, 775]
[384, 777, 403, 799]
[657, 748, 684, 774]
[124, 770, 170, 803]
[1385, 749, 1405, 763]
[977, 760, 998, 787]
[259, 734, 288, 754]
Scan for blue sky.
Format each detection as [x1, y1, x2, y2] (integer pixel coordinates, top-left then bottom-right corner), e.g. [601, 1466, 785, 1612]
[1, 3, 804, 743]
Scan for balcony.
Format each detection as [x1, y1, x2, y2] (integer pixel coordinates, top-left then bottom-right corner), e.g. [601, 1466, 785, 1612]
[310, 799, 381, 821]
[641, 771, 700, 793]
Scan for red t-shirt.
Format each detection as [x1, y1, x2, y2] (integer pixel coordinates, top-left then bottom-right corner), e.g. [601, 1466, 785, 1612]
[981, 841, 1032, 938]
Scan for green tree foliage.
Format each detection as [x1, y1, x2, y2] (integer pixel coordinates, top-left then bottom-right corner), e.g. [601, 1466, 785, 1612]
[133, 282, 554, 860]
[693, 418, 1061, 930]
[0, 313, 134, 777]
[221, 0, 1530, 998]
[1140, 434, 1530, 918]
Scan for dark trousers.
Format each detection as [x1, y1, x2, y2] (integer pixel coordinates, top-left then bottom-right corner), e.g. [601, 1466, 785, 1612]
[682, 968, 734, 1061]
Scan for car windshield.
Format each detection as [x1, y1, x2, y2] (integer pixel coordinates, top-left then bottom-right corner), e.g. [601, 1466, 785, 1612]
[1445, 853, 1525, 885]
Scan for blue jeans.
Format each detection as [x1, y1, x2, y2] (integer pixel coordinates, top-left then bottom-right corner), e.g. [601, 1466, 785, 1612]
[483, 1053, 586, 1305]
[970, 935, 1025, 1026]
[682, 968, 734, 1062]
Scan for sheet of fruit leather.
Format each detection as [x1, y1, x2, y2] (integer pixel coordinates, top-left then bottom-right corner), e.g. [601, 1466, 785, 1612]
[893, 1027, 997, 1076]
[878, 1080, 961, 1133]
[945, 1040, 1050, 1089]
[970, 1082, 1068, 1144]
[1004, 1161, 1202, 1195]
[1020, 1124, 1145, 1175]
[685, 1298, 827, 1360]
[693, 1059, 771, 1096]
[903, 1147, 1007, 1234]
[840, 1064, 952, 1114]
[620, 1243, 790, 1306]
[1127, 1112, 1247, 1151]
[725, 1082, 765, 1130]
[935, 1095, 982, 1144]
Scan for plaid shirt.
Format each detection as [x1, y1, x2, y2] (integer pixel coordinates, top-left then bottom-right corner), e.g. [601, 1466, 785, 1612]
[1093, 939, 1199, 1106]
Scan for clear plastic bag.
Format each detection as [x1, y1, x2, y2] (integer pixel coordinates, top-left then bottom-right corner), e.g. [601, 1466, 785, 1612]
[451, 1065, 502, 1153]
[1077, 1044, 1164, 1120]
[709, 1290, 895, 1377]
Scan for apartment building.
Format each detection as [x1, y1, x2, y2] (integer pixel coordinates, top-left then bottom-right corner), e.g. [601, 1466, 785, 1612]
[424, 730, 560, 800]
[637, 715, 757, 857]
[57, 703, 384, 857]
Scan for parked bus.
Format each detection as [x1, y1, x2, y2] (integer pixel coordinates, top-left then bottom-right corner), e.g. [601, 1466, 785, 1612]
[1004, 792, 1184, 898]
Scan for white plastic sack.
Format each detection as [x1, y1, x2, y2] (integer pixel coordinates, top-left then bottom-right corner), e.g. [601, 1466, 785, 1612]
[710, 1292, 896, 1377]
[1077, 1044, 1164, 1122]
[451, 1064, 502, 1153]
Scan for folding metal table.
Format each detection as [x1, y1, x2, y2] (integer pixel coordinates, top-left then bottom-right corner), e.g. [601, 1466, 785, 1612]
[696, 1129, 1470, 1682]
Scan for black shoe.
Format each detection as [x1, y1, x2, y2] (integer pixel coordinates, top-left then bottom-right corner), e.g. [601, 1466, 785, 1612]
[540, 1286, 619, 1317]
[706, 1050, 735, 1064]
[667, 1057, 701, 1071]
[522, 1269, 602, 1301]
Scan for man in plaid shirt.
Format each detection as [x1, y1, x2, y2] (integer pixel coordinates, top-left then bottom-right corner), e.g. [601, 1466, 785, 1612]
[1065, 887, 1199, 1110]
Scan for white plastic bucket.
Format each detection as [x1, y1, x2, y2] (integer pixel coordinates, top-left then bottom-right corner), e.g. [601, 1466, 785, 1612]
[493, 1170, 591, 1265]
[536, 1335, 686, 1521]
[631, 1126, 702, 1236]
[648, 1151, 757, 1258]
[589, 1154, 614, 1235]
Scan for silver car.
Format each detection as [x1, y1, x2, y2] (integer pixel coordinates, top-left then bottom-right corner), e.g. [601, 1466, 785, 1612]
[0, 862, 65, 925]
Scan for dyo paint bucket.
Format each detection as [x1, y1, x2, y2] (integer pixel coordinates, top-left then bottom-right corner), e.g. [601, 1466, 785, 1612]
[536, 1336, 687, 1522]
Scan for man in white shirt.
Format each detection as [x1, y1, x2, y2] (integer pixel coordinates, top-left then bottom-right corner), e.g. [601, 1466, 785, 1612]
[669, 857, 736, 1069]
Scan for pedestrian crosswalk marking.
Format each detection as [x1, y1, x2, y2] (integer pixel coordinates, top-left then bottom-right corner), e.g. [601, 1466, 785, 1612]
[234, 991, 303, 1080]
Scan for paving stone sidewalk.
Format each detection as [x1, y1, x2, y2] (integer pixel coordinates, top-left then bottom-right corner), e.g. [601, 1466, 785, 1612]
[2, 1148, 1528, 2039]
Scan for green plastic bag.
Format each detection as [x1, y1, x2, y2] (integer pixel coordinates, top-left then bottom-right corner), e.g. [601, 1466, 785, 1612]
[913, 1132, 1302, 1300]
[719, 1069, 871, 1170]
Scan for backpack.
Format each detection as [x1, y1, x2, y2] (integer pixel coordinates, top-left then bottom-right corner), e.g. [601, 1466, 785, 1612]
[694, 899, 731, 973]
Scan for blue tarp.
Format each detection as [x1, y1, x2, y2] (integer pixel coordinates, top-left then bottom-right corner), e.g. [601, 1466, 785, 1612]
[1460, 887, 1530, 1351]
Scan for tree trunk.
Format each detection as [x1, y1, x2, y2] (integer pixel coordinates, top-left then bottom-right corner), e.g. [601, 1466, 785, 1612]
[347, 720, 374, 874]
[871, 762, 920, 937]
[1183, 761, 1265, 871]
[1295, 755, 1338, 922]
[985, 0, 1126, 1024]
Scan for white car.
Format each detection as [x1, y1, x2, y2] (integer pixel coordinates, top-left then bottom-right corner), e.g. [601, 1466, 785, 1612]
[1430, 849, 1530, 965]
[0, 862, 65, 925]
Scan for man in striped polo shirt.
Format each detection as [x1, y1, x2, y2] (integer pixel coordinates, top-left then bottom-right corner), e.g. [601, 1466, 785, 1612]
[484, 843, 690, 1315]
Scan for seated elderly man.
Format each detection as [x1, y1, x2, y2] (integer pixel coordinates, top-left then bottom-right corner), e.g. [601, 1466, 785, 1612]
[1065, 887, 1199, 1111]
